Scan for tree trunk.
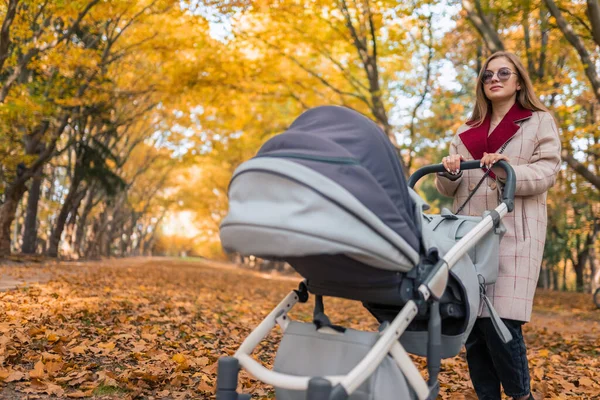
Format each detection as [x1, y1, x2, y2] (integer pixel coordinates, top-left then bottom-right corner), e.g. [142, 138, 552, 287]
[0, 182, 27, 257]
[21, 168, 43, 254]
[538, 6, 549, 79]
[74, 186, 98, 256]
[522, 0, 536, 79]
[142, 211, 166, 256]
[63, 187, 87, 257]
[573, 258, 587, 292]
[86, 203, 112, 259]
[12, 196, 24, 253]
[47, 175, 83, 257]
[120, 212, 137, 256]
[590, 245, 598, 292]
[562, 260, 569, 291]
[0, 115, 69, 257]
[105, 222, 115, 257]
[85, 216, 103, 259]
[539, 263, 550, 289]
[552, 268, 559, 291]
[586, 0, 600, 47]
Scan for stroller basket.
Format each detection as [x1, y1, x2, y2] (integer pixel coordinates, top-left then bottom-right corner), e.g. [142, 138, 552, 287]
[215, 106, 516, 400]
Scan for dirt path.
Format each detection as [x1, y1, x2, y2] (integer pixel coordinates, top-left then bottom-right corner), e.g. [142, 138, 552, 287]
[0, 258, 597, 399]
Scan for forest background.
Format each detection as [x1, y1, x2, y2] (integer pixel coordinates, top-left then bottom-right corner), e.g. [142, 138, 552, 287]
[0, 0, 599, 294]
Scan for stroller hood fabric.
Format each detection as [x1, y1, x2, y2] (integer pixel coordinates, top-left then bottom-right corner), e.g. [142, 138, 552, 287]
[255, 105, 421, 253]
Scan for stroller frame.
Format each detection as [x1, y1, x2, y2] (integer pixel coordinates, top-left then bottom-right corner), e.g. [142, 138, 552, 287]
[216, 161, 516, 400]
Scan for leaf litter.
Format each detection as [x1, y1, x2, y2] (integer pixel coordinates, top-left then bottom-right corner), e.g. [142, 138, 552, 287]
[0, 259, 597, 399]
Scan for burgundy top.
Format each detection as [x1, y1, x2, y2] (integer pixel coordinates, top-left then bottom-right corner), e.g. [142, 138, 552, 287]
[459, 102, 533, 178]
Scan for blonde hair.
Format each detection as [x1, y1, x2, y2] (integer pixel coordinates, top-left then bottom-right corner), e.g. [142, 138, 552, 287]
[468, 52, 549, 127]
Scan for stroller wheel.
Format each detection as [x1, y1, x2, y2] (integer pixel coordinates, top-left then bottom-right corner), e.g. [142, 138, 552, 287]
[594, 288, 600, 309]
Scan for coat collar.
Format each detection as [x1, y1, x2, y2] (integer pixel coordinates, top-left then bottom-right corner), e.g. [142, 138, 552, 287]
[459, 102, 532, 160]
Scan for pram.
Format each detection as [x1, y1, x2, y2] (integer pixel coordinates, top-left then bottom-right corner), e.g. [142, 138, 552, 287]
[215, 106, 516, 400]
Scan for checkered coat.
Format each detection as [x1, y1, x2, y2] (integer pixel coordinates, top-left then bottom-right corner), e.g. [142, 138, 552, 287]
[435, 104, 561, 322]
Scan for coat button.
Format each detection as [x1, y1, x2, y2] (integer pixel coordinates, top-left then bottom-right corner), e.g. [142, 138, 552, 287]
[468, 183, 476, 191]
[489, 181, 497, 190]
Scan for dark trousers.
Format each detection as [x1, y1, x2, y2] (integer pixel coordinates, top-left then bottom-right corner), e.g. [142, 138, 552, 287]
[465, 318, 531, 400]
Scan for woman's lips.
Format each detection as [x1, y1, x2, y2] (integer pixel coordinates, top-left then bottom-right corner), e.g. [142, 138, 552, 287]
[490, 85, 502, 91]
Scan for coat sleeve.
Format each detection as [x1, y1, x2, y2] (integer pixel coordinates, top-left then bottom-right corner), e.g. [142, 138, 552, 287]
[507, 113, 561, 197]
[435, 134, 464, 197]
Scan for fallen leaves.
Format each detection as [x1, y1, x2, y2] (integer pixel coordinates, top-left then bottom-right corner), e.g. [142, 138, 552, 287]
[0, 259, 597, 399]
[29, 360, 46, 379]
[0, 369, 24, 383]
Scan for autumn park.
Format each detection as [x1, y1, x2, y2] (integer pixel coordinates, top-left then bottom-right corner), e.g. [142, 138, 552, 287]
[0, 0, 599, 399]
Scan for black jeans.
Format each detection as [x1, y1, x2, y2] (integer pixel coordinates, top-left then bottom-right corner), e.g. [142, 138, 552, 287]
[465, 318, 531, 400]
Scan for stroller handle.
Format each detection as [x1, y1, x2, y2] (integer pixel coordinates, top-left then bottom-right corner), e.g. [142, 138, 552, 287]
[407, 160, 516, 212]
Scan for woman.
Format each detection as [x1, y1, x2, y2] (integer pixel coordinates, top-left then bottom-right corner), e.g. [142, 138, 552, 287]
[435, 52, 561, 400]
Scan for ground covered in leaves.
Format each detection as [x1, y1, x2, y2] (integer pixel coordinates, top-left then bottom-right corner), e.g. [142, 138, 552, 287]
[0, 258, 598, 399]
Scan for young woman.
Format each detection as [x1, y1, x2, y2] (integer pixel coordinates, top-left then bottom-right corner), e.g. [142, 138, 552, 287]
[435, 52, 561, 400]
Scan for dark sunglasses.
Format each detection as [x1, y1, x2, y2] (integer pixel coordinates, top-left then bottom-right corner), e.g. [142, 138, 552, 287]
[482, 67, 518, 84]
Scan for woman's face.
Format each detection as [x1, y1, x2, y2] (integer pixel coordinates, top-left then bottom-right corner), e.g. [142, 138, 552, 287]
[482, 57, 521, 103]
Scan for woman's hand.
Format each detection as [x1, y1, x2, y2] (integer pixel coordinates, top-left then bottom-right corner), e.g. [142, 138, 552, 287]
[442, 154, 464, 175]
[481, 152, 509, 179]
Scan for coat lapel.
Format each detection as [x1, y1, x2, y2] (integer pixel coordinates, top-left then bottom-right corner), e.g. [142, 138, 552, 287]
[458, 116, 489, 161]
[459, 102, 533, 178]
[487, 102, 532, 153]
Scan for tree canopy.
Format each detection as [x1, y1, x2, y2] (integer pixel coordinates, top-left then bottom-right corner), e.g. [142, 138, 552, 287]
[0, 0, 598, 292]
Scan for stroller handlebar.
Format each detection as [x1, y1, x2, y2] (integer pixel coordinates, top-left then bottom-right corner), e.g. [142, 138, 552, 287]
[407, 160, 516, 212]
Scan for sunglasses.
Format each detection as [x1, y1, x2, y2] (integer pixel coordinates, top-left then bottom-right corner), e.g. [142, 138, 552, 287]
[482, 67, 518, 84]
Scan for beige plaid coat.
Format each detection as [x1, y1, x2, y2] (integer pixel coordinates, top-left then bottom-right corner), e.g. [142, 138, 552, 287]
[435, 105, 561, 322]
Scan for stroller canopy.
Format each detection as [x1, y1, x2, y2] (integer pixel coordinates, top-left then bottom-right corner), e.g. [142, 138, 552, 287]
[256, 105, 421, 252]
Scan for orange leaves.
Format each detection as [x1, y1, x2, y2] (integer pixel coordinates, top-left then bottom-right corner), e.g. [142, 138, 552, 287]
[172, 353, 191, 372]
[0, 258, 599, 399]
[24, 379, 65, 397]
[96, 370, 118, 387]
[96, 341, 117, 354]
[0, 369, 25, 383]
[66, 389, 95, 398]
[28, 361, 45, 380]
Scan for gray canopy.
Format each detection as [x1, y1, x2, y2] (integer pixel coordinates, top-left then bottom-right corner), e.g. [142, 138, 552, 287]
[255, 105, 421, 252]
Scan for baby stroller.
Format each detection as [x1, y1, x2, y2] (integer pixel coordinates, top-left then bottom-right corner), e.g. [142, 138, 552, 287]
[215, 106, 516, 400]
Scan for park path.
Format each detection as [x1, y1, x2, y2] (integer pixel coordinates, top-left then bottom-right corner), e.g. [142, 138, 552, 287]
[0, 257, 597, 399]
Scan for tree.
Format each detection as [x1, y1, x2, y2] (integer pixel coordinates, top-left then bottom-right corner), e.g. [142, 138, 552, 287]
[222, 1, 435, 162]
[0, 0, 221, 257]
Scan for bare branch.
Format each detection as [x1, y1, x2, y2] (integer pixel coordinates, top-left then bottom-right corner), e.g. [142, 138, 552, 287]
[539, 6, 549, 79]
[522, 1, 537, 78]
[558, 6, 593, 34]
[0, 0, 20, 73]
[408, 14, 434, 170]
[288, 25, 370, 93]
[252, 33, 371, 106]
[587, 0, 600, 46]
[462, 0, 505, 53]
[338, 0, 368, 64]
[366, 0, 377, 64]
[562, 150, 600, 190]
[545, 0, 600, 103]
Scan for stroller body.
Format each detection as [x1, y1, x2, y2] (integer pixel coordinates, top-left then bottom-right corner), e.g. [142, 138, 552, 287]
[216, 106, 516, 400]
